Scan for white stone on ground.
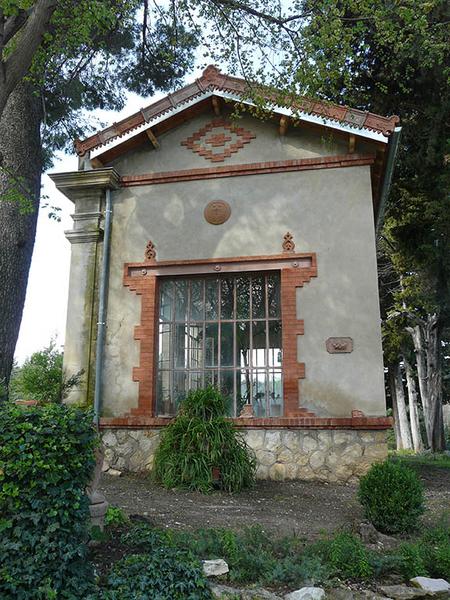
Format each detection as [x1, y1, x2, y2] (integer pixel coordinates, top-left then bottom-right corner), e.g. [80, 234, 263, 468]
[107, 468, 122, 476]
[284, 588, 325, 600]
[379, 584, 429, 599]
[202, 559, 229, 577]
[410, 577, 450, 594]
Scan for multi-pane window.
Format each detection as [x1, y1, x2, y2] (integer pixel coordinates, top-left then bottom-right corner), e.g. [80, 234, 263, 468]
[156, 272, 282, 417]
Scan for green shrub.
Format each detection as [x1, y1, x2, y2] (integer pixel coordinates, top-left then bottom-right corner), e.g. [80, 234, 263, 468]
[102, 550, 213, 599]
[420, 522, 450, 579]
[105, 506, 129, 528]
[313, 532, 373, 580]
[397, 543, 428, 579]
[153, 387, 256, 493]
[0, 403, 98, 598]
[358, 460, 425, 533]
[9, 341, 83, 404]
[265, 555, 328, 586]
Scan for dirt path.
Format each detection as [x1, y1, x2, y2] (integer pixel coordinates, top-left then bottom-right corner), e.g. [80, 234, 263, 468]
[99, 464, 450, 539]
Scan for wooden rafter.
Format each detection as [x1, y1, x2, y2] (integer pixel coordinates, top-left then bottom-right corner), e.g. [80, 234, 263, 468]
[212, 96, 221, 116]
[348, 134, 356, 153]
[145, 127, 159, 149]
[279, 116, 289, 136]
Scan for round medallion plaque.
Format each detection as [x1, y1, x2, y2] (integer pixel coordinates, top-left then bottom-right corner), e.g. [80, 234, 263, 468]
[204, 200, 231, 225]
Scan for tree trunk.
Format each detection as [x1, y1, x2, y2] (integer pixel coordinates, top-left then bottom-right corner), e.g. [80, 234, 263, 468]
[0, 81, 43, 397]
[393, 362, 413, 450]
[426, 315, 446, 452]
[403, 355, 424, 453]
[407, 317, 446, 452]
[407, 323, 431, 446]
[388, 364, 402, 450]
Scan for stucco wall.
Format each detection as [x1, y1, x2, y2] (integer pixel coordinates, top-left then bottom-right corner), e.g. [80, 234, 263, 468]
[101, 162, 384, 418]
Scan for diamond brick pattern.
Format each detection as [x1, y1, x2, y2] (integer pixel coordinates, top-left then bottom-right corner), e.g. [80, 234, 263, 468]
[181, 119, 255, 162]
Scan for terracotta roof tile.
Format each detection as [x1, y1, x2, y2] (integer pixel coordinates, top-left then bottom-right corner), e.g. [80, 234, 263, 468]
[75, 65, 399, 156]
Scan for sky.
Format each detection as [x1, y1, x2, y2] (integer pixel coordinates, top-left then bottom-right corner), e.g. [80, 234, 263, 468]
[14, 90, 166, 364]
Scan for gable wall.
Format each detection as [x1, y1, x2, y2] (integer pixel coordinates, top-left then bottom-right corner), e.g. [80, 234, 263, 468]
[109, 110, 373, 176]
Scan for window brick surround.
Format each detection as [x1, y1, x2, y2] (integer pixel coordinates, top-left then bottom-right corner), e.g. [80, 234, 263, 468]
[123, 253, 317, 419]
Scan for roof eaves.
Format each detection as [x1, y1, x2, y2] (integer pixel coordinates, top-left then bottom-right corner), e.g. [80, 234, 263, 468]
[77, 65, 399, 157]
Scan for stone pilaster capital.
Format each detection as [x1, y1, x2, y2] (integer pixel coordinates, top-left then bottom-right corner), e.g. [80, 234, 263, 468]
[49, 168, 120, 203]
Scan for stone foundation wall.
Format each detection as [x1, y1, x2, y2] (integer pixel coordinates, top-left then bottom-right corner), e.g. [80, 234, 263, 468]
[101, 428, 387, 483]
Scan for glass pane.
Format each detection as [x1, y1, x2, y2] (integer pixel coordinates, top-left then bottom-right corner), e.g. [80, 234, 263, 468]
[236, 321, 250, 368]
[268, 273, 281, 318]
[252, 275, 265, 319]
[174, 279, 188, 321]
[220, 322, 234, 367]
[268, 320, 282, 367]
[269, 370, 283, 416]
[252, 321, 266, 367]
[236, 276, 250, 319]
[156, 370, 172, 415]
[159, 280, 173, 322]
[158, 324, 171, 369]
[188, 325, 203, 370]
[220, 277, 234, 319]
[252, 370, 267, 417]
[190, 279, 204, 321]
[174, 324, 188, 368]
[204, 369, 219, 387]
[237, 369, 251, 406]
[220, 370, 235, 416]
[205, 323, 218, 367]
[205, 279, 219, 320]
[190, 371, 203, 390]
[173, 371, 187, 410]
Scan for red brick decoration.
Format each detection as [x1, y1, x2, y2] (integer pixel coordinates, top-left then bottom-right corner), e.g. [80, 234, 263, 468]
[100, 414, 393, 430]
[181, 119, 255, 163]
[120, 154, 376, 187]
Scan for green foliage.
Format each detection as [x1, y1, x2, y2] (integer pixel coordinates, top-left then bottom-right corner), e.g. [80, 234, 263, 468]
[153, 387, 256, 493]
[370, 520, 450, 581]
[101, 549, 213, 599]
[397, 543, 429, 579]
[311, 532, 373, 580]
[105, 505, 129, 528]
[358, 460, 426, 533]
[9, 340, 83, 404]
[0, 403, 98, 598]
[420, 520, 450, 580]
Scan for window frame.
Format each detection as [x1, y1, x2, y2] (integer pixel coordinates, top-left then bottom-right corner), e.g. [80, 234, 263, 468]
[155, 271, 283, 417]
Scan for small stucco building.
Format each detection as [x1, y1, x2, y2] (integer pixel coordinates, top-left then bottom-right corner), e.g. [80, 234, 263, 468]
[51, 66, 399, 482]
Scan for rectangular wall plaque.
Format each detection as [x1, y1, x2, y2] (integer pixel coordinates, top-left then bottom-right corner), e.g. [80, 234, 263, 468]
[326, 337, 353, 353]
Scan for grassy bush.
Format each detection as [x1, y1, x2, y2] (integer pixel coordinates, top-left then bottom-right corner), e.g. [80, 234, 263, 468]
[0, 403, 98, 598]
[101, 549, 213, 599]
[153, 387, 256, 493]
[358, 460, 425, 533]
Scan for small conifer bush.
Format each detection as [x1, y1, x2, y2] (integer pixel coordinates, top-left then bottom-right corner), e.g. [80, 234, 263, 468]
[358, 460, 425, 534]
[153, 387, 256, 493]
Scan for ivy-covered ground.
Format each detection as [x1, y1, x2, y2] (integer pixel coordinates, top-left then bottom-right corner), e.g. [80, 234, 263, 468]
[98, 459, 450, 538]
